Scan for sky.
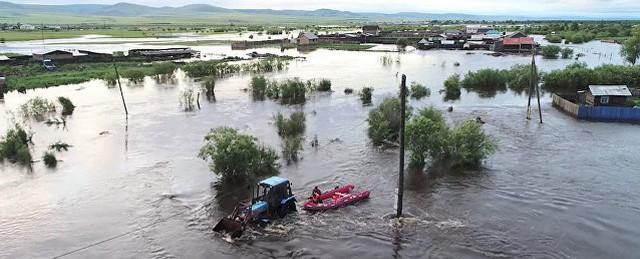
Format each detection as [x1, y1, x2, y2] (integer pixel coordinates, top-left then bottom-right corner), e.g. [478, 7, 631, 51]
[8, 0, 640, 17]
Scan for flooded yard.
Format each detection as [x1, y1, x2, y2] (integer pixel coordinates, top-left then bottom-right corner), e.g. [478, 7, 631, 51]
[1, 38, 638, 258]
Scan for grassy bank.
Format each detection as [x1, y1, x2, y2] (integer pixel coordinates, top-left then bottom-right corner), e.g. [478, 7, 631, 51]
[1, 57, 293, 90]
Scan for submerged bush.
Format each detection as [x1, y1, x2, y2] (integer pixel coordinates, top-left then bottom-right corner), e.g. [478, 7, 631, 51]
[367, 97, 411, 146]
[282, 135, 303, 163]
[49, 141, 71, 152]
[396, 38, 409, 51]
[43, 151, 57, 168]
[344, 88, 354, 94]
[20, 97, 56, 121]
[250, 75, 267, 100]
[58, 97, 75, 116]
[406, 108, 497, 168]
[198, 127, 279, 183]
[316, 79, 332, 92]
[444, 74, 462, 99]
[274, 112, 305, 137]
[276, 78, 307, 105]
[561, 47, 574, 59]
[360, 87, 373, 105]
[541, 45, 561, 58]
[0, 124, 32, 165]
[541, 63, 640, 94]
[461, 69, 508, 98]
[409, 82, 430, 99]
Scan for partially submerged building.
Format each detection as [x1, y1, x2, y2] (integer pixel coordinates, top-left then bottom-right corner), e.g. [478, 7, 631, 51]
[128, 48, 197, 59]
[362, 25, 380, 36]
[297, 32, 319, 45]
[582, 85, 632, 106]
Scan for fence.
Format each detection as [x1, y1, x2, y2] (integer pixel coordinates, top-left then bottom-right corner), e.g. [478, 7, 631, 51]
[552, 94, 579, 117]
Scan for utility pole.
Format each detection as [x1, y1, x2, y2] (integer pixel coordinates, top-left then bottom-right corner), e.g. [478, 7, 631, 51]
[526, 51, 542, 123]
[396, 74, 407, 218]
[112, 59, 129, 117]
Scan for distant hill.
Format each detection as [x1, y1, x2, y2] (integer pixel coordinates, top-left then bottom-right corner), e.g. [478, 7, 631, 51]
[0, 1, 635, 24]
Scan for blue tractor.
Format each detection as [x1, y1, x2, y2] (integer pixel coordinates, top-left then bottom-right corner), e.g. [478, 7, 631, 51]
[213, 176, 296, 237]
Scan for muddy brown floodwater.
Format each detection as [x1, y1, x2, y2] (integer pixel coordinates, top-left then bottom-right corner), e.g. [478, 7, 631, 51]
[1, 38, 638, 259]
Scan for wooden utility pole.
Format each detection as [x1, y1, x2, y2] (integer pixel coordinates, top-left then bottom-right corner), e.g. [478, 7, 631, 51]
[112, 60, 129, 116]
[396, 74, 407, 218]
[526, 51, 542, 123]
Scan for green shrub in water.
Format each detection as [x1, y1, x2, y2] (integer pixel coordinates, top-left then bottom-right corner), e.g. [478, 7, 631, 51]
[444, 74, 462, 99]
[49, 141, 71, 152]
[43, 151, 57, 168]
[198, 127, 279, 183]
[20, 97, 56, 121]
[360, 87, 373, 105]
[316, 79, 332, 91]
[274, 111, 306, 137]
[282, 135, 303, 163]
[250, 75, 268, 100]
[409, 82, 430, 99]
[344, 88, 354, 94]
[0, 124, 32, 165]
[58, 96, 75, 116]
[367, 97, 411, 146]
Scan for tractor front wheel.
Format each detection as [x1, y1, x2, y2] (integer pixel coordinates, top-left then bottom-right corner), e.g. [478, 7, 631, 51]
[279, 200, 296, 218]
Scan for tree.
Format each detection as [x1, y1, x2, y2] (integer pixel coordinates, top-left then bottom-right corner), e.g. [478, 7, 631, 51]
[396, 38, 409, 51]
[367, 97, 411, 145]
[198, 127, 278, 183]
[541, 45, 561, 58]
[621, 29, 640, 65]
[406, 107, 449, 167]
[406, 109, 497, 169]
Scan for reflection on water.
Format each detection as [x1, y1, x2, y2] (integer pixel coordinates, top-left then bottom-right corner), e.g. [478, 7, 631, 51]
[0, 40, 638, 258]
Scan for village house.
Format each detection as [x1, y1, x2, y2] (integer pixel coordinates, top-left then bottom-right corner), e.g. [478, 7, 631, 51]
[362, 25, 380, 36]
[297, 32, 319, 45]
[443, 29, 464, 40]
[582, 85, 632, 106]
[465, 25, 493, 34]
[19, 24, 36, 30]
[499, 37, 535, 52]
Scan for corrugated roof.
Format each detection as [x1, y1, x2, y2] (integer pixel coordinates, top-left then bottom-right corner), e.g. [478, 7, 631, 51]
[588, 85, 632, 96]
[300, 32, 318, 40]
[503, 37, 535, 45]
[418, 38, 429, 44]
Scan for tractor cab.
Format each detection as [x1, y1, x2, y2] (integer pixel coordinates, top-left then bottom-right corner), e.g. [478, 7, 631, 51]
[252, 176, 295, 217]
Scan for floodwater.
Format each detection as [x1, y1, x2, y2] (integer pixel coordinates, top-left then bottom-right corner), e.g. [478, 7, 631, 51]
[1, 38, 638, 259]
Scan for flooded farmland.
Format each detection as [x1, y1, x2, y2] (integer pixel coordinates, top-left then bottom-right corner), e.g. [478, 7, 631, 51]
[1, 37, 639, 258]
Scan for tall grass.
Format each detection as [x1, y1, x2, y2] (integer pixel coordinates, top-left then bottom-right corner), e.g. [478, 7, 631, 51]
[250, 75, 268, 100]
[316, 79, 332, 91]
[274, 112, 306, 137]
[202, 76, 216, 100]
[282, 136, 303, 163]
[267, 78, 308, 105]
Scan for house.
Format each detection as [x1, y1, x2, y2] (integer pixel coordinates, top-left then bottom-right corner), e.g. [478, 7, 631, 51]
[32, 50, 74, 61]
[486, 29, 501, 35]
[297, 32, 318, 45]
[19, 24, 36, 30]
[501, 37, 535, 52]
[443, 29, 464, 40]
[466, 25, 492, 34]
[362, 25, 380, 36]
[78, 50, 113, 60]
[584, 85, 632, 106]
